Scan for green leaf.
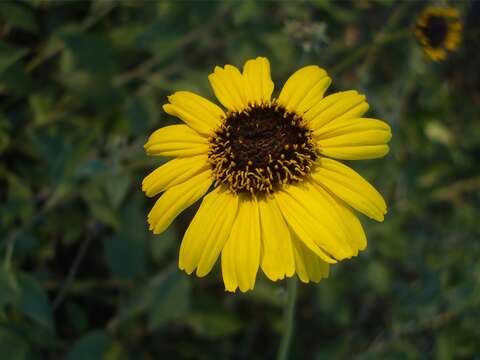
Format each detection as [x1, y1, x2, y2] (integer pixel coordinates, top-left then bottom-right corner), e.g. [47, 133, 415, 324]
[105, 173, 132, 208]
[435, 332, 455, 360]
[65, 302, 89, 334]
[0, 328, 29, 360]
[186, 311, 242, 339]
[0, 116, 10, 155]
[0, 41, 28, 73]
[366, 261, 392, 295]
[29, 94, 55, 126]
[87, 0, 117, 21]
[29, 133, 73, 184]
[66, 330, 112, 360]
[61, 33, 117, 77]
[2, 172, 34, 224]
[425, 121, 453, 146]
[74, 159, 108, 180]
[118, 194, 150, 241]
[313, 0, 357, 22]
[151, 223, 176, 264]
[135, 20, 185, 58]
[104, 234, 146, 279]
[0, 267, 19, 307]
[126, 96, 158, 136]
[107, 24, 146, 50]
[82, 184, 119, 229]
[0, 62, 32, 96]
[148, 269, 190, 331]
[0, 3, 38, 33]
[14, 231, 38, 257]
[17, 273, 54, 332]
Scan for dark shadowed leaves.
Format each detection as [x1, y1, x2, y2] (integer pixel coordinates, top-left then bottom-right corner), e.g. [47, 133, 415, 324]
[0, 41, 28, 73]
[1, 1, 479, 359]
[0, 2, 38, 34]
[66, 330, 112, 360]
[147, 268, 190, 331]
[17, 273, 54, 332]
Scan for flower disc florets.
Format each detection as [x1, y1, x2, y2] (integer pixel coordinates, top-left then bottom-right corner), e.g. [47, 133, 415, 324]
[421, 14, 448, 48]
[208, 103, 317, 194]
[415, 6, 462, 61]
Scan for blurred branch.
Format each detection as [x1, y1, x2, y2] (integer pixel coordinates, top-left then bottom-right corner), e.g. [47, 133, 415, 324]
[44, 278, 135, 292]
[2, 135, 145, 271]
[2, 186, 66, 270]
[330, 2, 411, 77]
[358, 2, 411, 76]
[431, 176, 480, 203]
[25, 2, 117, 73]
[113, 2, 232, 88]
[52, 221, 100, 311]
[360, 295, 480, 357]
[106, 262, 177, 333]
[330, 29, 409, 76]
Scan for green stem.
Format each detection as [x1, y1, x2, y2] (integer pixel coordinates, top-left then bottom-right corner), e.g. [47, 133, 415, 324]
[330, 29, 410, 76]
[277, 277, 298, 360]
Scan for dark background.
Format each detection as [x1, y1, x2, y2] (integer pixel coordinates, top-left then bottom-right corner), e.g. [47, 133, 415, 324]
[1, 1, 479, 359]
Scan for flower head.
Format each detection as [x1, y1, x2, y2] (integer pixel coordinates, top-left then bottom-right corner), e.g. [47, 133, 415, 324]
[415, 6, 462, 61]
[143, 57, 391, 292]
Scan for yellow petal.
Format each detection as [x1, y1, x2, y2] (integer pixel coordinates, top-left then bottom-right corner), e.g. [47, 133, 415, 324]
[320, 145, 390, 160]
[275, 189, 338, 264]
[179, 187, 238, 276]
[291, 232, 330, 283]
[310, 181, 367, 254]
[337, 202, 367, 253]
[208, 64, 248, 112]
[144, 124, 209, 158]
[162, 91, 224, 136]
[221, 223, 238, 292]
[278, 65, 330, 113]
[147, 171, 212, 234]
[305, 91, 369, 130]
[276, 182, 356, 260]
[243, 57, 274, 106]
[142, 155, 210, 197]
[311, 157, 387, 221]
[315, 118, 391, 160]
[295, 77, 332, 114]
[221, 195, 261, 292]
[258, 195, 295, 281]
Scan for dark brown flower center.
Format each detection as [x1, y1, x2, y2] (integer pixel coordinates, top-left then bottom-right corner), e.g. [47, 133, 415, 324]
[208, 103, 317, 194]
[423, 15, 448, 47]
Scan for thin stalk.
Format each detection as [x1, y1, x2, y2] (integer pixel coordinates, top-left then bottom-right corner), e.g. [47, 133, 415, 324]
[277, 277, 298, 360]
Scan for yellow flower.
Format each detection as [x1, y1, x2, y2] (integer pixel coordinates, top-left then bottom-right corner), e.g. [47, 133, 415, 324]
[143, 57, 391, 292]
[415, 6, 462, 61]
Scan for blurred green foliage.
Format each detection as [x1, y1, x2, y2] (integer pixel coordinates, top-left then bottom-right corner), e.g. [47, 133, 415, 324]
[0, 0, 479, 359]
